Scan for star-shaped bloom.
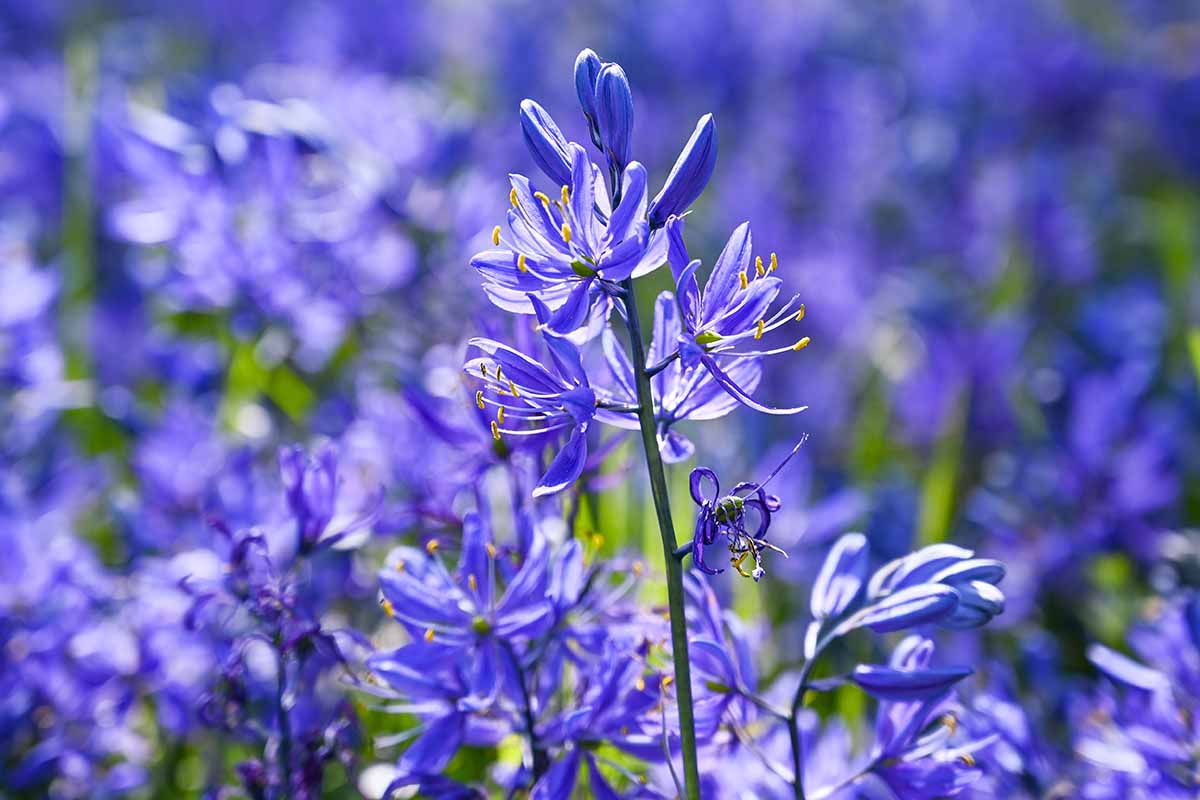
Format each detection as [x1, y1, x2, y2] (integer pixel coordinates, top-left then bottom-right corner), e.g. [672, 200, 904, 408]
[471, 144, 660, 336]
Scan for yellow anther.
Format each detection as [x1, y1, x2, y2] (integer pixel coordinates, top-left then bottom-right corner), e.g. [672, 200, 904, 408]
[495, 365, 503, 381]
[425, 539, 440, 555]
[561, 185, 570, 205]
[770, 252, 778, 272]
[424, 628, 435, 643]
[395, 559, 406, 573]
[942, 714, 958, 734]
[738, 271, 749, 290]
[638, 776, 648, 786]
[491, 420, 502, 441]
[381, 598, 396, 618]
[480, 363, 489, 377]
[960, 753, 975, 767]
[661, 675, 674, 689]
[492, 225, 501, 246]
[632, 560, 644, 577]
[561, 222, 572, 243]
[534, 191, 551, 208]
[621, 725, 631, 736]
[755, 255, 765, 277]
[468, 574, 478, 592]
[508, 380, 520, 397]
[793, 336, 811, 351]
[731, 552, 752, 579]
[476, 390, 485, 409]
[497, 407, 506, 424]
[517, 254, 528, 273]
[509, 187, 519, 207]
[795, 303, 806, 322]
[591, 532, 604, 549]
[754, 319, 765, 340]
[636, 677, 646, 692]
[486, 543, 497, 559]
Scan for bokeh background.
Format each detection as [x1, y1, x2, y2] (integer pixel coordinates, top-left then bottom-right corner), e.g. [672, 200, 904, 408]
[2, 1, 1198, 797]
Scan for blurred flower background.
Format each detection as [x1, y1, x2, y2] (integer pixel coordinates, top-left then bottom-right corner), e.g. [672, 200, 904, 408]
[2, 1, 1199, 798]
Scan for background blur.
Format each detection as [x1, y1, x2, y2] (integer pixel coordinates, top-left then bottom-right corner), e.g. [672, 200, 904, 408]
[2, 1, 1198, 797]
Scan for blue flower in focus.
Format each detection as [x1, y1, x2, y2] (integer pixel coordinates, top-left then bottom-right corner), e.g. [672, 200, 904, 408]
[471, 143, 656, 335]
[465, 310, 636, 496]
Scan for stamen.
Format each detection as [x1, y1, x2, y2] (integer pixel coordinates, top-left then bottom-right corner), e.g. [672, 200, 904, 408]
[561, 185, 570, 205]
[509, 187, 519, 207]
[635, 677, 646, 692]
[754, 319, 765, 340]
[476, 390, 485, 409]
[738, 271, 748, 290]
[381, 598, 396, 618]
[424, 628, 435, 643]
[795, 304, 805, 322]
[497, 407, 506, 424]
[534, 191, 551, 209]
[486, 543, 497, 559]
[480, 364, 489, 378]
[517, 253, 528, 273]
[492, 225, 501, 246]
[395, 559, 406, 573]
[793, 336, 811, 351]
[468, 574, 478, 592]
[561, 222, 572, 243]
[755, 255, 765, 277]
[491, 420, 502, 441]
[661, 675, 674, 689]
[942, 714, 958, 734]
[960, 753, 975, 767]
[508, 380, 520, 397]
[591, 532, 604, 549]
[632, 560, 644, 576]
[770, 252, 778, 272]
[425, 539, 440, 555]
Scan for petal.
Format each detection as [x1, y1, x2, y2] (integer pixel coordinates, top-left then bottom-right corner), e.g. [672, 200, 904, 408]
[848, 584, 960, 634]
[601, 327, 637, 402]
[574, 49, 603, 128]
[852, 664, 973, 702]
[1087, 644, 1170, 691]
[699, 353, 805, 415]
[810, 532, 869, 620]
[397, 711, 465, 776]
[542, 279, 595, 336]
[606, 162, 648, 246]
[595, 63, 634, 171]
[701, 221, 752, 323]
[532, 748, 581, 800]
[533, 425, 590, 497]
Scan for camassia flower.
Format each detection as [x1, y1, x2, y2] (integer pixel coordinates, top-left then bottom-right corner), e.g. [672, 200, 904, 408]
[374, 514, 553, 706]
[471, 143, 658, 336]
[685, 441, 803, 581]
[665, 215, 809, 415]
[464, 307, 636, 496]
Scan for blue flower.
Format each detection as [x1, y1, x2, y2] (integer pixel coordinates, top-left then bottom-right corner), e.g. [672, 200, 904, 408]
[648, 115, 718, 229]
[665, 216, 809, 415]
[471, 144, 655, 335]
[465, 314, 635, 496]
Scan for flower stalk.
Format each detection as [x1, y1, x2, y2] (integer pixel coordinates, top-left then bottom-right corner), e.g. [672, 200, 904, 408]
[621, 277, 702, 800]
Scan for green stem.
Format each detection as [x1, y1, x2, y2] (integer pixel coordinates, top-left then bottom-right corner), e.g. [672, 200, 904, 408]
[620, 278, 701, 800]
[788, 633, 832, 800]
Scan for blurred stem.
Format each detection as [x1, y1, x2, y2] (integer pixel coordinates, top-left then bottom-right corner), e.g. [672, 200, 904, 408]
[787, 633, 832, 800]
[620, 277, 701, 800]
[276, 645, 292, 800]
[502, 642, 548, 781]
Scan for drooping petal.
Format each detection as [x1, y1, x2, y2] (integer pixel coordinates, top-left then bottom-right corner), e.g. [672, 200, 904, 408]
[533, 424, 590, 497]
[648, 113, 717, 228]
[852, 664, 973, 702]
[541, 278, 595, 336]
[659, 428, 695, 463]
[699, 353, 806, 415]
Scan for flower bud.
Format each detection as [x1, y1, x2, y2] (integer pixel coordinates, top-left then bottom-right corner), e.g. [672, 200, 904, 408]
[519, 99, 572, 187]
[574, 48, 603, 144]
[648, 113, 717, 228]
[595, 63, 634, 174]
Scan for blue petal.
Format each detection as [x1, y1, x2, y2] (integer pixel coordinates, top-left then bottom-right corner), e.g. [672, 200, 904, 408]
[852, 664, 973, 701]
[648, 113, 717, 228]
[532, 748, 581, 800]
[701, 222, 752, 324]
[1086, 643, 1171, 691]
[574, 49, 603, 131]
[700, 353, 806, 415]
[397, 711, 465, 776]
[850, 584, 960, 634]
[533, 424, 590, 497]
[542, 279, 595, 335]
[605, 161, 648, 246]
[810, 532, 869, 620]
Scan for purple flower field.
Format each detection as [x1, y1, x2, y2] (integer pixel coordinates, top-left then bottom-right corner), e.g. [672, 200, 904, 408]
[2, 3, 1198, 798]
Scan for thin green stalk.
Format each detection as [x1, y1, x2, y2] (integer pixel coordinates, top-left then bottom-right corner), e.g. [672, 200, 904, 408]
[788, 633, 832, 799]
[620, 277, 701, 800]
